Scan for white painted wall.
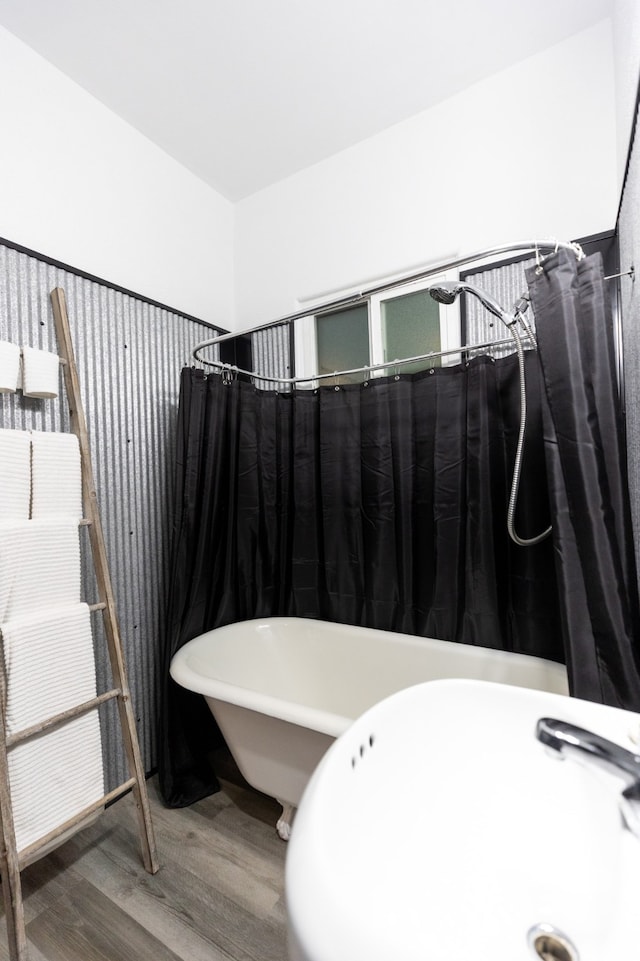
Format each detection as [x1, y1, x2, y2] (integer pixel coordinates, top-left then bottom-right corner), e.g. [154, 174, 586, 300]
[613, 0, 640, 187]
[0, 25, 234, 327]
[234, 21, 617, 329]
[1, 15, 628, 333]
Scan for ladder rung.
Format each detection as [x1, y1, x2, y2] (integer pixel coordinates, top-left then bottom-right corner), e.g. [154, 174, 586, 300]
[6, 689, 121, 747]
[89, 602, 107, 612]
[16, 776, 137, 870]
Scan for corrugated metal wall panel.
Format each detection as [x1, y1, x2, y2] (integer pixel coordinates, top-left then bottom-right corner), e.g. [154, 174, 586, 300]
[463, 258, 536, 358]
[0, 243, 214, 790]
[252, 323, 292, 389]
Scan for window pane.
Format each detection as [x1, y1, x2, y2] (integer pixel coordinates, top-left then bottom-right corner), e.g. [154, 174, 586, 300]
[381, 289, 441, 374]
[316, 305, 370, 384]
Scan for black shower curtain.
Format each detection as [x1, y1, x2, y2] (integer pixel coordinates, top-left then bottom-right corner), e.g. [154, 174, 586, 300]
[528, 249, 640, 708]
[158, 248, 640, 807]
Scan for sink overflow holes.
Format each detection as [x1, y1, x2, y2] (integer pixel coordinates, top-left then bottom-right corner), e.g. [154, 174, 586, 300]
[351, 733, 375, 770]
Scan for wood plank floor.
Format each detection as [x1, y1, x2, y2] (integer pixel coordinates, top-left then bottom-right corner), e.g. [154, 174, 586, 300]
[0, 753, 289, 961]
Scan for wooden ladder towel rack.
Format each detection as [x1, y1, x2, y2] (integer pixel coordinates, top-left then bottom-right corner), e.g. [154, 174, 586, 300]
[0, 287, 158, 961]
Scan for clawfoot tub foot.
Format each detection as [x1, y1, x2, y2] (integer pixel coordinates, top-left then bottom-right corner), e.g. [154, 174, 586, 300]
[276, 802, 296, 840]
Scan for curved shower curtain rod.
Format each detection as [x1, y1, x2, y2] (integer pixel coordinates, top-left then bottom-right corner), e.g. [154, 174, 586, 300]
[193, 238, 585, 369]
[204, 334, 531, 388]
[192, 238, 631, 386]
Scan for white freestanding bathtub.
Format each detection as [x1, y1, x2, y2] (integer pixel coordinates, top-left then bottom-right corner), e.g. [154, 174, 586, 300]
[170, 617, 569, 838]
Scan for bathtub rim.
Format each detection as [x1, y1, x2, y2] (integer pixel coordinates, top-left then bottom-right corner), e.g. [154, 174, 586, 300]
[172, 632, 351, 738]
[169, 616, 568, 739]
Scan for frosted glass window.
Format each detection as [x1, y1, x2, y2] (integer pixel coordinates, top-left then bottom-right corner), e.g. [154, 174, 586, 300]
[299, 276, 456, 386]
[381, 289, 441, 374]
[316, 305, 369, 384]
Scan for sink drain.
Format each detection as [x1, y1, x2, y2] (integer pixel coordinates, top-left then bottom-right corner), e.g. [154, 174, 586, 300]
[527, 924, 579, 961]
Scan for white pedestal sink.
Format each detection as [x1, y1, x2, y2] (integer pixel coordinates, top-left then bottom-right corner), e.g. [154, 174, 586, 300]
[286, 679, 640, 961]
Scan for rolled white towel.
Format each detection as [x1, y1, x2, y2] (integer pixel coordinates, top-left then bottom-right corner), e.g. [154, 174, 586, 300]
[0, 429, 31, 519]
[21, 346, 60, 399]
[8, 711, 104, 853]
[0, 341, 20, 392]
[1, 603, 97, 736]
[31, 431, 83, 520]
[0, 518, 81, 623]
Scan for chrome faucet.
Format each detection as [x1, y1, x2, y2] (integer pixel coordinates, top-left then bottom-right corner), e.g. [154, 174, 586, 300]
[536, 717, 640, 840]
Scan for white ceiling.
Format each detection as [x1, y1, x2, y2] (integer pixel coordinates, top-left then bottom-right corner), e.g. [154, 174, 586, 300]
[0, 0, 614, 201]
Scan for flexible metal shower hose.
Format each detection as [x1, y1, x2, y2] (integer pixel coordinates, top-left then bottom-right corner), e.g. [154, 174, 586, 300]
[507, 323, 552, 547]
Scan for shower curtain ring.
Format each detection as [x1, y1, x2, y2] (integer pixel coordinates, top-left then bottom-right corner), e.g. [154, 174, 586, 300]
[534, 242, 544, 275]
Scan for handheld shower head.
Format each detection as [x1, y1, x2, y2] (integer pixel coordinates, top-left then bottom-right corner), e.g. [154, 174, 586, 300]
[427, 281, 461, 305]
[428, 280, 513, 327]
[429, 277, 548, 548]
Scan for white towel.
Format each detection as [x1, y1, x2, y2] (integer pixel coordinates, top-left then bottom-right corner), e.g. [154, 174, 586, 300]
[1, 603, 97, 736]
[0, 518, 81, 623]
[0, 341, 21, 393]
[8, 711, 104, 853]
[21, 346, 60, 399]
[31, 431, 83, 520]
[0, 429, 31, 519]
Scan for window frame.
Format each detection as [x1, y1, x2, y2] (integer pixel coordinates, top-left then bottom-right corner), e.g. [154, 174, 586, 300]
[294, 271, 461, 387]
